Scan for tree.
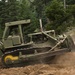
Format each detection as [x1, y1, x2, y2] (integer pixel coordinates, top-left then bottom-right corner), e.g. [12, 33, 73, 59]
[67, 5, 75, 25]
[0, 0, 20, 37]
[5, 0, 20, 22]
[66, 0, 75, 5]
[46, 0, 65, 21]
[0, 0, 6, 37]
[45, 0, 70, 34]
[19, 0, 31, 19]
[70, 5, 75, 18]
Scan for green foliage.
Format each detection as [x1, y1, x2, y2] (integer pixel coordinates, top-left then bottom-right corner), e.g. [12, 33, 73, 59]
[66, 5, 75, 27]
[0, 0, 20, 38]
[46, 0, 65, 21]
[6, 0, 20, 21]
[32, 0, 52, 18]
[23, 11, 39, 35]
[19, 0, 30, 19]
[0, 0, 7, 36]
[0, 0, 75, 37]
[69, 5, 75, 18]
[0, 0, 20, 28]
[66, 0, 75, 5]
[45, 0, 74, 34]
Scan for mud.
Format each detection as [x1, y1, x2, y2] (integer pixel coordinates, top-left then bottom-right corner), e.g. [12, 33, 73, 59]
[0, 30, 75, 75]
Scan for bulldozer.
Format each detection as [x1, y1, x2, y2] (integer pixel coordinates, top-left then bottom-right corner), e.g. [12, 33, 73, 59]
[0, 19, 74, 67]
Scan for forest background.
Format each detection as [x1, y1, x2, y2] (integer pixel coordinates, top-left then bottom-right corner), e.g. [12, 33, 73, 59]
[0, 0, 75, 37]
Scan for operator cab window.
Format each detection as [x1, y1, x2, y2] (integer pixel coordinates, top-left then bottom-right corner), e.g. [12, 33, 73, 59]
[9, 25, 19, 36]
[4, 25, 19, 39]
[22, 23, 31, 43]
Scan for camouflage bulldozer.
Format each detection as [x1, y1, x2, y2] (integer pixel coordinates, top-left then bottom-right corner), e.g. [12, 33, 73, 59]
[0, 19, 74, 67]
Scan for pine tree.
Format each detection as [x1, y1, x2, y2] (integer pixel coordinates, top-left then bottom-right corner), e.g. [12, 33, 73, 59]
[5, 0, 20, 22]
[0, 0, 6, 37]
[0, 0, 20, 37]
[19, 0, 30, 19]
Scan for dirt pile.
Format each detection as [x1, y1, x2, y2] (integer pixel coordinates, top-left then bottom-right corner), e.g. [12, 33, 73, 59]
[0, 63, 75, 75]
[0, 52, 75, 75]
[53, 52, 75, 66]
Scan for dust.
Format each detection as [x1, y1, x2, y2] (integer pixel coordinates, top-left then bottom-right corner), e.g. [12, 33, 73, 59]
[52, 52, 75, 66]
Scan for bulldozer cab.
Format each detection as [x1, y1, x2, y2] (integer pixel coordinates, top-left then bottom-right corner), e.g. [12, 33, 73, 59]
[2, 19, 31, 48]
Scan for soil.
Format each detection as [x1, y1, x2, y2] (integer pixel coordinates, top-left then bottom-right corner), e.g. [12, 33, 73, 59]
[0, 30, 75, 75]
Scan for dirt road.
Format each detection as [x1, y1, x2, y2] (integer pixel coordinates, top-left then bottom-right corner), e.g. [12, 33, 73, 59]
[0, 30, 75, 75]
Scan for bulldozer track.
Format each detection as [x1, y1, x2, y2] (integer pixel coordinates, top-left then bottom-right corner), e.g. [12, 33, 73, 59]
[1, 47, 69, 68]
[1, 46, 51, 68]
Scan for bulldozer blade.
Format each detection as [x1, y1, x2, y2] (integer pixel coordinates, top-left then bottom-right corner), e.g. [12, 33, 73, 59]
[65, 35, 75, 52]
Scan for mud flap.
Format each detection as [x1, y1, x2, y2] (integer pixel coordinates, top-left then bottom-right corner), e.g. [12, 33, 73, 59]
[66, 35, 75, 52]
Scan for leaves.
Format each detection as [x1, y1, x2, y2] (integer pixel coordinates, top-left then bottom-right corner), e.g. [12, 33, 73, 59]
[45, 0, 75, 34]
[0, 0, 75, 38]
